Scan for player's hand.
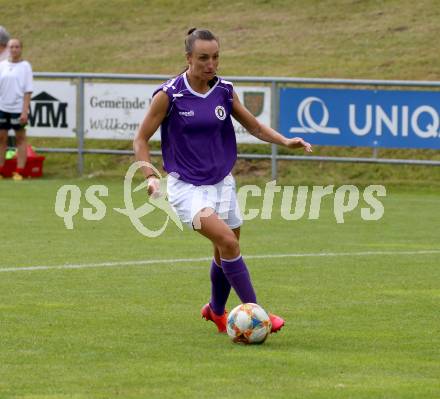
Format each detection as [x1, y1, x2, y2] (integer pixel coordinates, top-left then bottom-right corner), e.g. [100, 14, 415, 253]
[285, 137, 313, 152]
[19, 112, 28, 125]
[147, 176, 161, 198]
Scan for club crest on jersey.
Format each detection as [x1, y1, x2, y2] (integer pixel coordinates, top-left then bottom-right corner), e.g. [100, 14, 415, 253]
[215, 106, 227, 120]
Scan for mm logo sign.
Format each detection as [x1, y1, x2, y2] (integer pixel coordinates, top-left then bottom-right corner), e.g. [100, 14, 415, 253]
[27, 80, 76, 138]
[29, 92, 68, 128]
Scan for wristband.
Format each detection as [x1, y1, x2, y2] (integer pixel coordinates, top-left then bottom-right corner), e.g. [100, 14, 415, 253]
[146, 173, 158, 180]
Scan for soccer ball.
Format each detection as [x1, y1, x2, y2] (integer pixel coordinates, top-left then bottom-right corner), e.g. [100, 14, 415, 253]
[227, 303, 272, 344]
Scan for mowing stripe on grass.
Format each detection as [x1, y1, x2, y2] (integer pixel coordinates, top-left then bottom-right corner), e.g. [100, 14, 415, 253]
[0, 250, 439, 273]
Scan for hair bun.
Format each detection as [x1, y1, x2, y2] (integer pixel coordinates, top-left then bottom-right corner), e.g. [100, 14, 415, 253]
[187, 27, 197, 35]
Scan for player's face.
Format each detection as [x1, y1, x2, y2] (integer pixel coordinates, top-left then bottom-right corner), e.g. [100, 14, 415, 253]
[8, 39, 22, 61]
[187, 39, 219, 81]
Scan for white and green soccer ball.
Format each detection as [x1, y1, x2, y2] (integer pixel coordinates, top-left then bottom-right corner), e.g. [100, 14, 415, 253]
[227, 303, 272, 344]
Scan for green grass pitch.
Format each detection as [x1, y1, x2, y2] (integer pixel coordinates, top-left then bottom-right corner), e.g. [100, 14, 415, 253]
[0, 178, 439, 399]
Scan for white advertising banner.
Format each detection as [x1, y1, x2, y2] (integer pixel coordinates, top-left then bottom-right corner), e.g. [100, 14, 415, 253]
[84, 83, 159, 140]
[27, 80, 77, 138]
[84, 82, 271, 143]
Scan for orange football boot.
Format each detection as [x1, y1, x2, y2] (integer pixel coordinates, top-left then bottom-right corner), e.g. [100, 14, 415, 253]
[201, 303, 228, 333]
[269, 313, 285, 333]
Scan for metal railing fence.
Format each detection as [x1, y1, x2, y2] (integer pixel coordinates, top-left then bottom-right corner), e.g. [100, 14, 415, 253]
[30, 72, 440, 177]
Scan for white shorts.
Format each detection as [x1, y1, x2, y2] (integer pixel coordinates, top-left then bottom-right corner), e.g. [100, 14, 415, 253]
[167, 173, 243, 230]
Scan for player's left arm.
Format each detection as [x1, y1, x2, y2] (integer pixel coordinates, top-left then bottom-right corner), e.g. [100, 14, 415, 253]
[231, 91, 312, 152]
[20, 62, 33, 125]
[20, 92, 32, 124]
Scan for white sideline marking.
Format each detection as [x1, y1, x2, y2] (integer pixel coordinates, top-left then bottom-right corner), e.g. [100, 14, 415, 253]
[0, 250, 439, 273]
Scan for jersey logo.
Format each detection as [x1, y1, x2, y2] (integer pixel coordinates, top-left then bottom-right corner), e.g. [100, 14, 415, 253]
[179, 110, 194, 117]
[215, 106, 227, 120]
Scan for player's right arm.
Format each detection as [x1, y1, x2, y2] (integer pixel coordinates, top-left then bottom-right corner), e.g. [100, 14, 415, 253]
[133, 91, 169, 194]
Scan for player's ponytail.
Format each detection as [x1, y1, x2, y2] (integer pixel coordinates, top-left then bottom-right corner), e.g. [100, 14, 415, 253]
[187, 27, 197, 36]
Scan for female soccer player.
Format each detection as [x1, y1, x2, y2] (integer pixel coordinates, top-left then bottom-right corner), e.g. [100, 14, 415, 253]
[0, 38, 33, 180]
[133, 28, 312, 334]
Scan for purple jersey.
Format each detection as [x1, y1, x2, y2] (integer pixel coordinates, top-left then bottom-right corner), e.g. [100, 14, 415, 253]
[153, 72, 237, 185]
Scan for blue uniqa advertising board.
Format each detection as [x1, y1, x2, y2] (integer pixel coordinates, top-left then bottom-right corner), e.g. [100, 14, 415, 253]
[279, 88, 440, 149]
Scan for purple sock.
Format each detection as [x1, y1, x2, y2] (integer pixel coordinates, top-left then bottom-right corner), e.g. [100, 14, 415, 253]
[209, 259, 231, 316]
[221, 255, 257, 304]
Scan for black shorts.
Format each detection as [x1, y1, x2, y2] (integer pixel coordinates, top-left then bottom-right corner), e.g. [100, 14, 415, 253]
[0, 110, 25, 131]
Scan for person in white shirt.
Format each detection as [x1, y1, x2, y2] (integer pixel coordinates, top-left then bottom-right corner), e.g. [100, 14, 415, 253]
[0, 38, 33, 180]
[0, 27, 10, 62]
